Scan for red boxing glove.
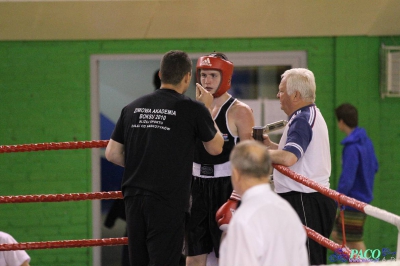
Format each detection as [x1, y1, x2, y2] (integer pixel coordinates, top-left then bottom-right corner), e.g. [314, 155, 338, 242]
[216, 191, 241, 231]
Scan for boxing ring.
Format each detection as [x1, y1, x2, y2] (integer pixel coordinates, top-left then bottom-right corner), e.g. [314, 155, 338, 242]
[1, 140, 399, 264]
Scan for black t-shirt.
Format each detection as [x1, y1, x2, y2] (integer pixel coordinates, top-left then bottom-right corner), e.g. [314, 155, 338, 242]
[111, 89, 217, 211]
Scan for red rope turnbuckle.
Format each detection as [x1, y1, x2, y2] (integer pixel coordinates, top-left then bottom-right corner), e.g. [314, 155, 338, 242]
[338, 201, 348, 248]
[0, 140, 108, 153]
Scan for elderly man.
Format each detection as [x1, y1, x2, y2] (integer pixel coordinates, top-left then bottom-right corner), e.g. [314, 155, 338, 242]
[219, 140, 308, 266]
[262, 68, 336, 265]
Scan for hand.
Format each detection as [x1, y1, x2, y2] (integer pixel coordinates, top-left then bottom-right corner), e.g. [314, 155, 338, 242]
[196, 83, 213, 110]
[216, 198, 239, 231]
[262, 133, 273, 148]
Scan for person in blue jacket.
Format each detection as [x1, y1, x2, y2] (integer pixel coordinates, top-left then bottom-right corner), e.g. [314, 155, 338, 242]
[331, 103, 378, 252]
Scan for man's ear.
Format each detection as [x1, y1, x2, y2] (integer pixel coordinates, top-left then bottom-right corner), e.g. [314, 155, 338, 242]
[293, 90, 300, 100]
[183, 72, 191, 85]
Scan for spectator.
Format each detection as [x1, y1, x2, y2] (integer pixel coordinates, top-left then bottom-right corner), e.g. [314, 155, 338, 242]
[331, 103, 378, 251]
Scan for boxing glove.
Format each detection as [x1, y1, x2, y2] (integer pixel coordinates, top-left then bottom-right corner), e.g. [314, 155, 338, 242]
[216, 191, 241, 231]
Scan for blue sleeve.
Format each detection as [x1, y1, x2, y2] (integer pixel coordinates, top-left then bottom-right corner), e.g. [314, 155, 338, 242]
[337, 144, 359, 195]
[283, 117, 312, 159]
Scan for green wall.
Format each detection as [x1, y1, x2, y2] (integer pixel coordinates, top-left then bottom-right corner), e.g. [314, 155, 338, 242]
[0, 36, 399, 265]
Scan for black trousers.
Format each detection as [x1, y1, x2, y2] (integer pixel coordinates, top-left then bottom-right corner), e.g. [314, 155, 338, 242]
[124, 195, 186, 266]
[186, 176, 232, 258]
[279, 191, 336, 265]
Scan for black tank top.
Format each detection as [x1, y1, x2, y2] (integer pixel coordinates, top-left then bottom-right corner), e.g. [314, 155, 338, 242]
[194, 96, 239, 165]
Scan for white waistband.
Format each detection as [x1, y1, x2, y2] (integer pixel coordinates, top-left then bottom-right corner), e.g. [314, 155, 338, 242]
[193, 161, 232, 178]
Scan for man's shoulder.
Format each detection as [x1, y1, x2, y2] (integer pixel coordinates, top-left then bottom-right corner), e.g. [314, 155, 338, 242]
[180, 96, 208, 110]
[294, 104, 316, 117]
[291, 104, 325, 128]
[129, 91, 202, 108]
[232, 99, 251, 108]
[229, 99, 253, 117]
[0, 232, 16, 244]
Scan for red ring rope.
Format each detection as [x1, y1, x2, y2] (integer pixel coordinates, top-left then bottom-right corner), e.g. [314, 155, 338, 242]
[272, 164, 363, 259]
[305, 226, 350, 260]
[0, 237, 128, 251]
[0, 140, 374, 258]
[0, 140, 108, 153]
[0, 191, 123, 204]
[273, 164, 367, 211]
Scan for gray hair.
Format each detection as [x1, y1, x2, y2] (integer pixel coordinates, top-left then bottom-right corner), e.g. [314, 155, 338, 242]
[282, 68, 316, 102]
[230, 140, 272, 178]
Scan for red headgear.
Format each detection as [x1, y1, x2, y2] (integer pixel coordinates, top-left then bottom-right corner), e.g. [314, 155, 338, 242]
[196, 53, 234, 98]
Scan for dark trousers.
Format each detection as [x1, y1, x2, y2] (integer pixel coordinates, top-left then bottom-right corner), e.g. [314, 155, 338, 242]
[124, 195, 185, 266]
[186, 176, 232, 258]
[279, 191, 336, 265]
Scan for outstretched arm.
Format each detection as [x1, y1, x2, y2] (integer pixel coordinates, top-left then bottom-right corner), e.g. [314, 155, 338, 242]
[269, 149, 298, 167]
